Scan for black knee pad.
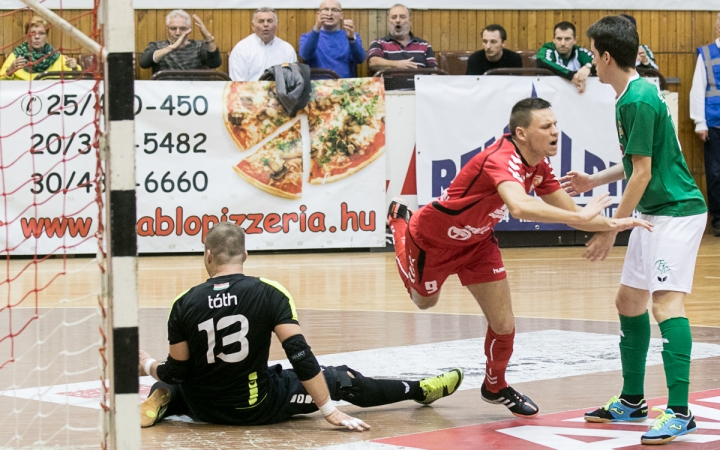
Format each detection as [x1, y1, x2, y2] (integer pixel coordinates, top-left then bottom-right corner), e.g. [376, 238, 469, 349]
[325, 365, 365, 402]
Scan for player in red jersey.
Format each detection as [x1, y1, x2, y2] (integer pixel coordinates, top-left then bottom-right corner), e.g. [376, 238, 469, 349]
[388, 97, 653, 418]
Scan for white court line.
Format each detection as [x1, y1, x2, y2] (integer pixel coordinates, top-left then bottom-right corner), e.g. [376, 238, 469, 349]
[6, 330, 720, 411]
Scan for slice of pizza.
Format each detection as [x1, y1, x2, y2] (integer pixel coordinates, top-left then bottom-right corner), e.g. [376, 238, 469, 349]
[307, 79, 385, 184]
[223, 81, 291, 151]
[233, 121, 303, 199]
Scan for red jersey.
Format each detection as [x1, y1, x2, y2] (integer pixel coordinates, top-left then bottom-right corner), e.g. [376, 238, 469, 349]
[410, 134, 560, 248]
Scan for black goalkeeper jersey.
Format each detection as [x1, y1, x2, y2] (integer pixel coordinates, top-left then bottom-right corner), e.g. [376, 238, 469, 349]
[167, 273, 298, 413]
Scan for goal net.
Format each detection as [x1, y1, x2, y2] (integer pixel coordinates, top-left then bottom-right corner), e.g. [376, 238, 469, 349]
[0, 1, 111, 448]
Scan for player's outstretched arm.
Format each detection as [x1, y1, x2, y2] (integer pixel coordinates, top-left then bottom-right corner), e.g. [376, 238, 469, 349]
[540, 188, 653, 233]
[499, 181, 611, 225]
[559, 164, 625, 196]
[275, 323, 370, 432]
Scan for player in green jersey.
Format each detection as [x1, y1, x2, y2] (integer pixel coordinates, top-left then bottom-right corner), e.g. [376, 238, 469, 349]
[561, 15, 708, 446]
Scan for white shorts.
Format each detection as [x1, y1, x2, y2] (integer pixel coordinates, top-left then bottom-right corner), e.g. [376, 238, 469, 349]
[620, 212, 707, 294]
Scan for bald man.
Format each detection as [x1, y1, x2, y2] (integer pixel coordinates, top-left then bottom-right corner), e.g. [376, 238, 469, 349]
[299, 0, 365, 78]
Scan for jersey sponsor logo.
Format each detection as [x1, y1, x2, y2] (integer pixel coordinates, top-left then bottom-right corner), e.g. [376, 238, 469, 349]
[493, 267, 506, 274]
[207, 292, 238, 309]
[488, 206, 507, 220]
[448, 225, 491, 240]
[654, 259, 670, 282]
[213, 282, 230, 291]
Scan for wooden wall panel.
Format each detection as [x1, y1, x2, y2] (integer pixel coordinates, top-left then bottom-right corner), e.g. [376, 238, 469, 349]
[0, 8, 717, 193]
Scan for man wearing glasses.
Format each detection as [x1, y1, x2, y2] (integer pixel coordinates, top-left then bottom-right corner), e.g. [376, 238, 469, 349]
[140, 9, 221, 74]
[299, 0, 366, 78]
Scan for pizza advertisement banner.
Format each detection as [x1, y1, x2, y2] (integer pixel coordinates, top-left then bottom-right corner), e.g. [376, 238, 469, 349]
[415, 75, 629, 231]
[0, 81, 103, 256]
[0, 79, 386, 254]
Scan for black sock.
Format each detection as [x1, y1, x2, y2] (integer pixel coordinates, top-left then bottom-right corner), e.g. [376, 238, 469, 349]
[668, 405, 689, 416]
[343, 378, 422, 407]
[619, 394, 645, 405]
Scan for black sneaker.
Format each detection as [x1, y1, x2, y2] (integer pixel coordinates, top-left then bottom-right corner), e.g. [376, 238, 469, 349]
[584, 396, 648, 423]
[387, 198, 412, 223]
[481, 383, 539, 418]
[141, 387, 171, 428]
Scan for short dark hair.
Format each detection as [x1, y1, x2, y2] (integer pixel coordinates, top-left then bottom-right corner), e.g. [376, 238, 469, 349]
[205, 222, 246, 265]
[509, 98, 552, 137]
[554, 21, 576, 37]
[586, 15, 639, 71]
[483, 24, 507, 42]
[619, 13, 637, 28]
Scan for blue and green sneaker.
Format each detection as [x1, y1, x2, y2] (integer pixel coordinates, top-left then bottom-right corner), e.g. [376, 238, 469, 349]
[641, 407, 697, 445]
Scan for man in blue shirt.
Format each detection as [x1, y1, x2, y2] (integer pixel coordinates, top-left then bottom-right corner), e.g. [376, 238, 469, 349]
[299, 0, 365, 78]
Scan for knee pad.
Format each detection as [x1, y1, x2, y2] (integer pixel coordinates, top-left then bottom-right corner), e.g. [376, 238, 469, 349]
[326, 365, 365, 402]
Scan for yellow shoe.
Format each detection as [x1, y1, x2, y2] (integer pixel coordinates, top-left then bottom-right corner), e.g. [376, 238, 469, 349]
[416, 368, 463, 405]
[141, 387, 171, 428]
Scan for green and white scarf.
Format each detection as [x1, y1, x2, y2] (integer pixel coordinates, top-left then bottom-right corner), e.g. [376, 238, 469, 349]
[13, 41, 61, 73]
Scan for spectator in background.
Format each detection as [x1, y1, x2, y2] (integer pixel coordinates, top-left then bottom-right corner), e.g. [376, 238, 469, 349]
[229, 7, 297, 81]
[367, 4, 437, 73]
[466, 24, 522, 75]
[619, 14, 659, 70]
[299, 0, 365, 78]
[690, 12, 720, 237]
[0, 16, 79, 80]
[536, 21, 594, 93]
[139, 10, 220, 74]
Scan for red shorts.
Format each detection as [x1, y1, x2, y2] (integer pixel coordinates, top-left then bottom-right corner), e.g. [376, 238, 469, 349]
[404, 227, 507, 297]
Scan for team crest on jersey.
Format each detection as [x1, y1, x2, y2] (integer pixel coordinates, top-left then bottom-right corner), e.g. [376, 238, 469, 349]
[213, 282, 230, 291]
[617, 120, 625, 140]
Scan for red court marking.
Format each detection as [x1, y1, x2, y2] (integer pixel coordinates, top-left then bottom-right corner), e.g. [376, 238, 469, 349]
[375, 389, 720, 449]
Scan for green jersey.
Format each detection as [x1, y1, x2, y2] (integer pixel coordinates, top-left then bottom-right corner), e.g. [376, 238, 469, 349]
[536, 42, 594, 80]
[616, 75, 706, 216]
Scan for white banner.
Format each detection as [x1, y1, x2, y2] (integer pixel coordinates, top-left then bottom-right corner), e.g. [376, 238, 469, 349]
[0, 81, 102, 255]
[415, 75, 624, 231]
[0, 80, 386, 254]
[0, 0, 715, 9]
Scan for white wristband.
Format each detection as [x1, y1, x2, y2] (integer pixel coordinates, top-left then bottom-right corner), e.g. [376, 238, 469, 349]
[318, 401, 337, 417]
[143, 358, 156, 376]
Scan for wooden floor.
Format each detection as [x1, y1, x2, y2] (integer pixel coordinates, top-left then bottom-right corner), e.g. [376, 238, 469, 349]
[1, 236, 719, 448]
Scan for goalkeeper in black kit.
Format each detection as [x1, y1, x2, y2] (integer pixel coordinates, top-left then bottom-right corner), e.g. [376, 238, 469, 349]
[138, 222, 462, 430]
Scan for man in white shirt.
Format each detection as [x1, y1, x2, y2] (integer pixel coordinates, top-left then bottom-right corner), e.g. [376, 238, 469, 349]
[229, 7, 297, 82]
[690, 12, 720, 236]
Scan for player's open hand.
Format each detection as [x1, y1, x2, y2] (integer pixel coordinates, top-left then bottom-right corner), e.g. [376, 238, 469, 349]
[607, 217, 653, 232]
[583, 230, 617, 262]
[576, 192, 612, 223]
[324, 408, 371, 432]
[560, 170, 594, 196]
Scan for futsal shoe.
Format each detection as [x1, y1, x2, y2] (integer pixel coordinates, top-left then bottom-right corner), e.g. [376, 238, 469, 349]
[584, 396, 648, 423]
[387, 198, 412, 223]
[641, 408, 697, 445]
[416, 368, 464, 405]
[481, 383, 539, 418]
[141, 387, 172, 428]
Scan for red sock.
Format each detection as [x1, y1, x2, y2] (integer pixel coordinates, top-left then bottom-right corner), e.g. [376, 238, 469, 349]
[389, 218, 412, 294]
[484, 327, 515, 393]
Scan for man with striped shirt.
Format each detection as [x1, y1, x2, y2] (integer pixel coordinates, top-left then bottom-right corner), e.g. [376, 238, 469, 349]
[367, 4, 437, 74]
[139, 10, 221, 74]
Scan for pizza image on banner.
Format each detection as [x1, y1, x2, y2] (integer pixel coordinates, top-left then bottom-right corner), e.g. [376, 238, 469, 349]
[233, 121, 303, 199]
[307, 78, 385, 184]
[223, 81, 291, 151]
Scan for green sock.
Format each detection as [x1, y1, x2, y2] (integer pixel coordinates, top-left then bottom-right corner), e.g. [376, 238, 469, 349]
[659, 317, 692, 408]
[619, 311, 651, 397]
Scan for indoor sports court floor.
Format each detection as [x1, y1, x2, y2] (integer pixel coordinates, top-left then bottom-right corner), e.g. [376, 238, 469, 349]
[1, 236, 720, 449]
